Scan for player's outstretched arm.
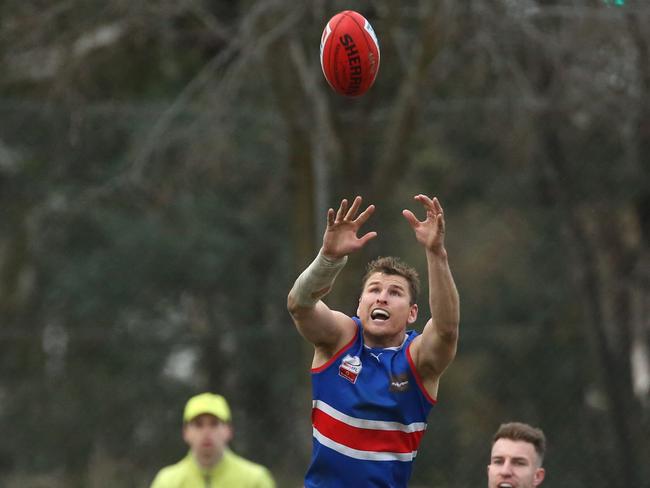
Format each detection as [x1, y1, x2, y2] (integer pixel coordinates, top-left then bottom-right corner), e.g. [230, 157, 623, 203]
[403, 195, 460, 396]
[288, 196, 377, 358]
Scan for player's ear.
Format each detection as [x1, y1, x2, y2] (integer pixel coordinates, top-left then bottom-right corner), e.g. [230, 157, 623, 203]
[407, 304, 418, 324]
[533, 467, 545, 486]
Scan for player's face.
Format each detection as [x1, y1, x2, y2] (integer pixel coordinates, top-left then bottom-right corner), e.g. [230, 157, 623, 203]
[357, 272, 418, 347]
[487, 439, 545, 488]
[183, 414, 231, 467]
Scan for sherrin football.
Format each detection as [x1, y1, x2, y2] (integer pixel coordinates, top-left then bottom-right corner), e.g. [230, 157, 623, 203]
[320, 10, 380, 97]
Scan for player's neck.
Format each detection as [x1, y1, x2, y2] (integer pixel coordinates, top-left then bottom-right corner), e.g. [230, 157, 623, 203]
[363, 331, 407, 349]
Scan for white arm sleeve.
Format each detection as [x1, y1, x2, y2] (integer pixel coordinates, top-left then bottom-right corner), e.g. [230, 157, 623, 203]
[289, 250, 348, 307]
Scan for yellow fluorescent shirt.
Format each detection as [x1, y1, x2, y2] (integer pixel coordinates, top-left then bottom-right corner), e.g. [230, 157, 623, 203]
[151, 449, 276, 488]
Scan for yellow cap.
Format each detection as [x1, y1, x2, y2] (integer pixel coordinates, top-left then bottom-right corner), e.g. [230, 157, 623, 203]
[183, 393, 231, 423]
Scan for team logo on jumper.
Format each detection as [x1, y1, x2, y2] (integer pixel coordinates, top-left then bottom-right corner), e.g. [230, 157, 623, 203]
[339, 354, 362, 384]
[389, 373, 410, 392]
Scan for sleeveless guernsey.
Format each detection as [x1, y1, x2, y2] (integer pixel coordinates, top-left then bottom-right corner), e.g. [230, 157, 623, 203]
[304, 316, 436, 487]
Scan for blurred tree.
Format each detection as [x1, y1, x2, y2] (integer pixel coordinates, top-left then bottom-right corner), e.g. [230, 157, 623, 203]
[0, 0, 649, 487]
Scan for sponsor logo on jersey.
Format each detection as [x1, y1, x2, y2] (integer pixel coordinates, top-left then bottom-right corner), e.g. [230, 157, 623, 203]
[339, 354, 362, 384]
[389, 373, 410, 392]
[370, 352, 383, 362]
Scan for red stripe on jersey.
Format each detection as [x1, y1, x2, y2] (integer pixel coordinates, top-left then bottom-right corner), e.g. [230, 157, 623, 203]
[312, 407, 425, 454]
[406, 342, 437, 405]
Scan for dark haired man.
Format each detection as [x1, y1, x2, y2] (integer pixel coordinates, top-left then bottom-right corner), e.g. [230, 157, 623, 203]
[287, 195, 460, 488]
[488, 422, 547, 488]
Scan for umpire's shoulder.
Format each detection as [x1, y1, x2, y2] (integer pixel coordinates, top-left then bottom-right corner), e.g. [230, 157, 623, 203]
[149, 458, 188, 488]
[226, 450, 276, 487]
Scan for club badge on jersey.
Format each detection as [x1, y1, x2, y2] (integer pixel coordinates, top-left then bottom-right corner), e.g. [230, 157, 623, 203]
[339, 355, 362, 384]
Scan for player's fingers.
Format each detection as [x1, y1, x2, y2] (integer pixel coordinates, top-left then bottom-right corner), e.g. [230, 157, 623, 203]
[436, 213, 446, 233]
[336, 199, 348, 222]
[327, 208, 336, 227]
[358, 231, 378, 246]
[346, 196, 362, 220]
[402, 209, 420, 228]
[432, 197, 443, 215]
[415, 194, 434, 208]
[355, 204, 375, 225]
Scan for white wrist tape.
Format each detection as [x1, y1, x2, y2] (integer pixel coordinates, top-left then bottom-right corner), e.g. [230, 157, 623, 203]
[289, 250, 348, 307]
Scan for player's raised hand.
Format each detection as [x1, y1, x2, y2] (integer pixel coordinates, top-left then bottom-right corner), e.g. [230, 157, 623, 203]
[402, 195, 447, 254]
[322, 196, 377, 259]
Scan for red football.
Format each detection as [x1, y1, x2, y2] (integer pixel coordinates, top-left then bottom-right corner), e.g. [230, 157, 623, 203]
[320, 10, 380, 97]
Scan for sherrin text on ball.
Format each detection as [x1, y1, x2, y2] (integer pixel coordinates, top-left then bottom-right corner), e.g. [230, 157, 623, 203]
[320, 10, 380, 97]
